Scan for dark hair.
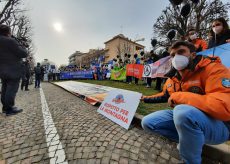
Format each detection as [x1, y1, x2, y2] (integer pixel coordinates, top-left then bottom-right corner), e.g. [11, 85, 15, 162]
[169, 41, 196, 53]
[210, 17, 229, 37]
[0, 24, 11, 36]
[186, 28, 196, 35]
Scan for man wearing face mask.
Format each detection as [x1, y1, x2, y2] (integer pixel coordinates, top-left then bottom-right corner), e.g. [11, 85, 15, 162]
[187, 28, 207, 52]
[141, 41, 230, 164]
[208, 17, 230, 49]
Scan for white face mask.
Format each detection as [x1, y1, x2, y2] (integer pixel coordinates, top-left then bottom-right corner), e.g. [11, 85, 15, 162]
[212, 26, 223, 34]
[189, 33, 197, 40]
[172, 54, 189, 71]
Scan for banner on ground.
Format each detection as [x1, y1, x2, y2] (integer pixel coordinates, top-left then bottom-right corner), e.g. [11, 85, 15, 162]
[97, 89, 142, 130]
[54, 81, 114, 105]
[126, 64, 144, 79]
[198, 43, 230, 67]
[111, 67, 126, 81]
[142, 56, 172, 78]
[60, 70, 93, 80]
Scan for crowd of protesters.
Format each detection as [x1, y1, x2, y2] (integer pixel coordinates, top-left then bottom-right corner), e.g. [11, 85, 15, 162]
[50, 17, 230, 92]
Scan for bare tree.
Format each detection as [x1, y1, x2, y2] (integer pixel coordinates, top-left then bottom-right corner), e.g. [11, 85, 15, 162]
[0, 0, 23, 24]
[153, 0, 230, 48]
[1, 0, 35, 65]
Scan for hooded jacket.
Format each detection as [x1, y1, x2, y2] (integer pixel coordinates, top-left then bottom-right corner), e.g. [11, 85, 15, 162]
[143, 55, 230, 121]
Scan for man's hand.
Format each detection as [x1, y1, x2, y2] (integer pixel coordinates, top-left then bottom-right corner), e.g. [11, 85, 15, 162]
[140, 96, 145, 101]
[226, 39, 230, 43]
[168, 97, 176, 108]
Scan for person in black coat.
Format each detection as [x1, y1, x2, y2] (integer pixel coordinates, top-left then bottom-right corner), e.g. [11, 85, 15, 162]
[208, 17, 230, 49]
[21, 59, 31, 91]
[0, 25, 28, 115]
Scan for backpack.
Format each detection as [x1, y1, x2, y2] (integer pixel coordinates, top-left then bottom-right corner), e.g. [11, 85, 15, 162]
[34, 66, 42, 74]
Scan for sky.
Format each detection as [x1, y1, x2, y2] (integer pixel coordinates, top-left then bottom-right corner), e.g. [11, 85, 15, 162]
[24, 0, 169, 66]
[24, 0, 230, 66]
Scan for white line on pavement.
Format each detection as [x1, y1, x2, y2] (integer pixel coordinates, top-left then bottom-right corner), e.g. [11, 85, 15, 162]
[40, 87, 68, 164]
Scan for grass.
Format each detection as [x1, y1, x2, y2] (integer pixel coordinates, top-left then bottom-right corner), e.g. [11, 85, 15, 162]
[75, 79, 169, 116]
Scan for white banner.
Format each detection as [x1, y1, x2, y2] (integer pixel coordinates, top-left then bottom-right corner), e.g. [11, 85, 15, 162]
[142, 64, 153, 78]
[97, 90, 142, 130]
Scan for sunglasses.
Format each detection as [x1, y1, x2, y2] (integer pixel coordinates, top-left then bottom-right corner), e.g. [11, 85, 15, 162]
[212, 23, 222, 28]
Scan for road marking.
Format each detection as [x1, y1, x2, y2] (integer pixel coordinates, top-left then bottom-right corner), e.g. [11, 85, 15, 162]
[40, 88, 68, 164]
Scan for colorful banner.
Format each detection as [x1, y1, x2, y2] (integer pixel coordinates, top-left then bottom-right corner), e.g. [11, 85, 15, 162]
[111, 67, 126, 81]
[198, 43, 230, 67]
[142, 56, 172, 78]
[126, 64, 144, 79]
[97, 89, 142, 129]
[151, 56, 172, 78]
[59, 70, 93, 80]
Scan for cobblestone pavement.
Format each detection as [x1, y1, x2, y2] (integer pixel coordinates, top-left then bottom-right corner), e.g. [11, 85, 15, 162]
[0, 82, 185, 164]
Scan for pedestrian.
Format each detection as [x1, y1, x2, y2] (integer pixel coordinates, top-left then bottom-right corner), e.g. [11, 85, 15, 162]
[208, 17, 230, 49]
[34, 63, 42, 88]
[141, 41, 230, 163]
[0, 25, 28, 115]
[21, 59, 31, 91]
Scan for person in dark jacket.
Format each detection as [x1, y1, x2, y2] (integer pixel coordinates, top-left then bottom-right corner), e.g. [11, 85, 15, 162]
[34, 63, 42, 88]
[208, 17, 230, 49]
[0, 25, 28, 115]
[21, 59, 31, 91]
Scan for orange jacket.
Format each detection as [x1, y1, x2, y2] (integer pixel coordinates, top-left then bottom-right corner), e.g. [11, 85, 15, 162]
[144, 55, 230, 121]
[191, 38, 208, 52]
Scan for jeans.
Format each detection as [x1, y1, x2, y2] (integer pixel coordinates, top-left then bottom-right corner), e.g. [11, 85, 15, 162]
[35, 74, 41, 87]
[141, 105, 230, 164]
[1, 78, 20, 111]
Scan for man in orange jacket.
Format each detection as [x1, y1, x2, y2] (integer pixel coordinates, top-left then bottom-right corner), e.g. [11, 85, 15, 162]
[141, 41, 230, 164]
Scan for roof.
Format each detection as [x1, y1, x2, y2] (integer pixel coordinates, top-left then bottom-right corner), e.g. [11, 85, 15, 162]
[104, 34, 145, 48]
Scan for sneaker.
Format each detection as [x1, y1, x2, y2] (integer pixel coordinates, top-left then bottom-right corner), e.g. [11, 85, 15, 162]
[6, 107, 23, 116]
[25, 89, 30, 91]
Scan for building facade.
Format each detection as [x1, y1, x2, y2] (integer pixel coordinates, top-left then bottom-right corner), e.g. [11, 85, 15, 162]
[81, 49, 107, 67]
[104, 34, 145, 63]
[68, 51, 84, 66]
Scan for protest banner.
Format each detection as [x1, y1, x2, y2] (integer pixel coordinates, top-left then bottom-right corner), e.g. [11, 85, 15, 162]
[111, 67, 126, 81]
[59, 70, 93, 80]
[54, 81, 114, 105]
[126, 64, 144, 79]
[126, 64, 134, 76]
[151, 56, 172, 78]
[97, 89, 142, 129]
[142, 56, 172, 78]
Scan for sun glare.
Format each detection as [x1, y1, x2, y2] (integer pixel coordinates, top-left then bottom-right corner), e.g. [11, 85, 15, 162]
[53, 22, 63, 32]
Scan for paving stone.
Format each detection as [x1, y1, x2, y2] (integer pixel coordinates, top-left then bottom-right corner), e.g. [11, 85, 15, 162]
[74, 153, 83, 159]
[111, 153, 120, 161]
[96, 152, 103, 158]
[6, 156, 18, 164]
[130, 153, 138, 161]
[160, 151, 170, 160]
[31, 155, 43, 163]
[123, 144, 131, 151]
[119, 157, 129, 164]
[101, 157, 110, 164]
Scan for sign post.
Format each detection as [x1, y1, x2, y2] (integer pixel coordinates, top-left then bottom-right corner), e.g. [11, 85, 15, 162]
[97, 89, 142, 130]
